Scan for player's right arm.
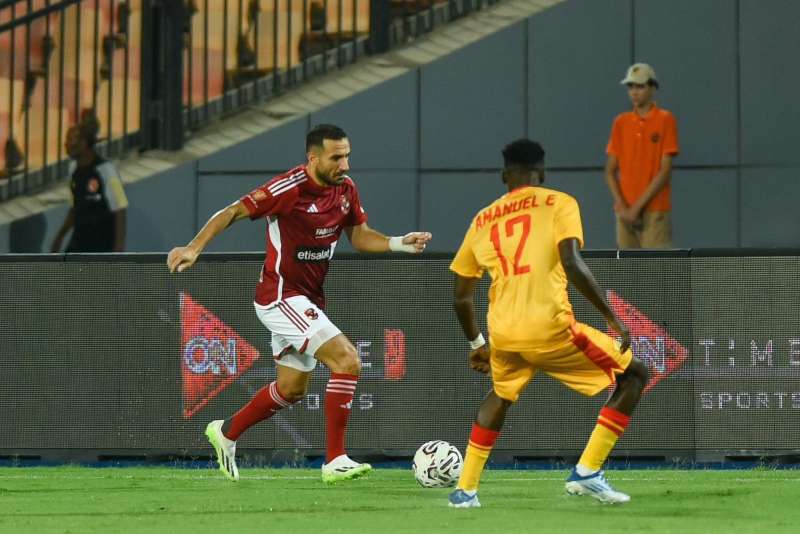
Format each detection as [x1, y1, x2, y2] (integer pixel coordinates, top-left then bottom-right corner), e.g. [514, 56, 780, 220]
[167, 200, 249, 273]
[450, 223, 490, 373]
[453, 274, 490, 374]
[604, 154, 626, 211]
[50, 207, 75, 252]
[558, 238, 630, 353]
[168, 177, 298, 273]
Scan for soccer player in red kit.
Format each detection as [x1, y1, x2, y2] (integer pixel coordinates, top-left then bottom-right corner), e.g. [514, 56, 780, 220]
[167, 124, 432, 482]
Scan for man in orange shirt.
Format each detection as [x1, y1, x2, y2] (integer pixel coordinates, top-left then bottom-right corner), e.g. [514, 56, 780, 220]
[447, 139, 648, 508]
[605, 63, 679, 248]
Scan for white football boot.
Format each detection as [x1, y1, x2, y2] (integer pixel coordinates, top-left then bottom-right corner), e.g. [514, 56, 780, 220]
[321, 454, 372, 483]
[205, 420, 240, 482]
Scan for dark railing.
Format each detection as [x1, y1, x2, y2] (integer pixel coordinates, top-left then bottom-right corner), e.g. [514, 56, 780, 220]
[0, 0, 142, 200]
[0, 0, 500, 202]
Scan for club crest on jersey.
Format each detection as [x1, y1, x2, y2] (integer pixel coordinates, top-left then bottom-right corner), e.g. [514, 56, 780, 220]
[339, 195, 350, 214]
[295, 246, 331, 263]
[304, 308, 319, 321]
[87, 177, 100, 193]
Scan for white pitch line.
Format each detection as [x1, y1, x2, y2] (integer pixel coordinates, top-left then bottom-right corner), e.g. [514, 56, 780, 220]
[0, 478, 800, 482]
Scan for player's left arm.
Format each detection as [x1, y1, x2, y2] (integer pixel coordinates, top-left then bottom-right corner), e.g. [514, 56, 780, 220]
[112, 209, 126, 252]
[559, 238, 630, 353]
[453, 274, 490, 374]
[345, 223, 432, 253]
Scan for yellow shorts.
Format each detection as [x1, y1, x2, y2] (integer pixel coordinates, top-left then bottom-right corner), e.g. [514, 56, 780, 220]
[490, 322, 633, 402]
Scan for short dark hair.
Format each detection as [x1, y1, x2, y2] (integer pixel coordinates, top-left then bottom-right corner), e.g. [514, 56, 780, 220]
[306, 124, 347, 151]
[73, 110, 100, 147]
[502, 139, 545, 170]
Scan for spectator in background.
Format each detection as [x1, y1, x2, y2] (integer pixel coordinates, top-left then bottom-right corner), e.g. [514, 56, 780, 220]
[51, 120, 128, 252]
[604, 63, 679, 249]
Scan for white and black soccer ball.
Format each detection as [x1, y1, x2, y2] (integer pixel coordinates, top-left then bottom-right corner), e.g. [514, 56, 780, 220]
[412, 440, 463, 488]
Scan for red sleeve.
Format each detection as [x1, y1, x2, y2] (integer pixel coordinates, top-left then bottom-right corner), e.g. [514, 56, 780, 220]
[345, 181, 368, 227]
[240, 184, 297, 220]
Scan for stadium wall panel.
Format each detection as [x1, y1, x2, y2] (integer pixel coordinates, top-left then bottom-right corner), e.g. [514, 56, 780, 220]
[6, 206, 70, 254]
[739, 0, 800, 165]
[196, 174, 274, 253]
[197, 118, 309, 173]
[419, 22, 526, 169]
[739, 168, 800, 247]
[125, 163, 198, 253]
[544, 171, 617, 249]
[528, 0, 632, 168]
[310, 72, 419, 171]
[419, 172, 507, 252]
[634, 0, 738, 166]
[671, 169, 739, 248]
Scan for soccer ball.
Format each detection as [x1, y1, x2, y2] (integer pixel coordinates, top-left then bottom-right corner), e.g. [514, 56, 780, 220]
[412, 440, 463, 488]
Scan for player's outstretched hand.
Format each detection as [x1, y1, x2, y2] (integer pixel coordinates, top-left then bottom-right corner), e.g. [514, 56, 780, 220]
[167, 246, 199, 273]
[468, 345, 490, 374]
[401, 232, 432, 253]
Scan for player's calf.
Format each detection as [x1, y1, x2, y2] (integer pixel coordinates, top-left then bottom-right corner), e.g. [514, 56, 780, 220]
[316, 336, 366, 480]
[208, 380, 301, 481]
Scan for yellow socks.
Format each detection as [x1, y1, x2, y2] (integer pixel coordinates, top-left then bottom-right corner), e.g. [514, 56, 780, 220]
[577, 406, 630, 472]
[456, 423, 499, 492]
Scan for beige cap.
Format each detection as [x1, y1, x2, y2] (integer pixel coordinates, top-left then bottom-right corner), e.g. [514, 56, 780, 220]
[620, 63, 658, 85]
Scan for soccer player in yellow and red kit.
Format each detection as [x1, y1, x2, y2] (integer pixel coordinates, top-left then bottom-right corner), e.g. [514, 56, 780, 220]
[168, 124, 432, 483]
[447, 139, 649, 507]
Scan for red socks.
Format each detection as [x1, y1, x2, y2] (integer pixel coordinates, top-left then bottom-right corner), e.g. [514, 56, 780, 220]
[324, 373, 358, 462]
[223, 381, 293, 441]
[223, 373, 359, 464]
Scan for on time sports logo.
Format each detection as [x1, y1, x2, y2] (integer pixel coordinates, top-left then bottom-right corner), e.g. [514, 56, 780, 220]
[180, 293, 261, 418]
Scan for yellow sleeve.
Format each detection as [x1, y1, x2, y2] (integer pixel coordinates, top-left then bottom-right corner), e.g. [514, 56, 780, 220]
[98, 162, 129, 211]
[554, 195, 584, 247]
[107, 174, 129, 211]
[450, 224, 483, 279]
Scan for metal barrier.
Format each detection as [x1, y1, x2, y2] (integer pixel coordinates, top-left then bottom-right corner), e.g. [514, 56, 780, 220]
[0, 0, 500, 203]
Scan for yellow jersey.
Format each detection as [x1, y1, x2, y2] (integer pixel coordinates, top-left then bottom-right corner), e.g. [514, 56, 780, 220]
[450, 186, 584, 351]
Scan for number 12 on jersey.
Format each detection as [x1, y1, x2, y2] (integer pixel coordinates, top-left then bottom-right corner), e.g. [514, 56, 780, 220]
[490, 214, 531, 276]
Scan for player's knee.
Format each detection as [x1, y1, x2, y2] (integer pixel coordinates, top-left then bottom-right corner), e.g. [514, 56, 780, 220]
[622, 358, 649, 392]
[280, 384, 308, 403]
[276, 378, 309, 402]
[489, 389, 514, 407]
[336, 344, 361, 376]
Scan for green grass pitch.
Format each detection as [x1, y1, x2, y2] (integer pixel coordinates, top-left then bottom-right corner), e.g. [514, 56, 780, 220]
[1, 467, 799, 533]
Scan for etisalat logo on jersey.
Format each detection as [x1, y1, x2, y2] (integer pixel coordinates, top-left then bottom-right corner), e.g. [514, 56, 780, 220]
[180, 292, 261, 419]
[295, 246, 331, 262]
[605, 290, 688, 393]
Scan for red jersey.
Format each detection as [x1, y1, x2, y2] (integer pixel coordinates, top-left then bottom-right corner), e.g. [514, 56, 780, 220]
[240, 165, 368, 309]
